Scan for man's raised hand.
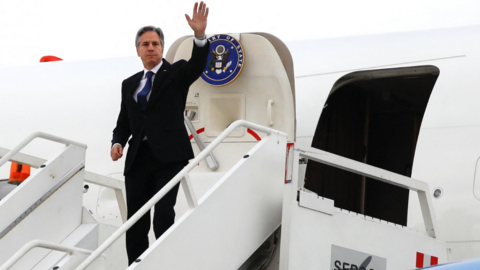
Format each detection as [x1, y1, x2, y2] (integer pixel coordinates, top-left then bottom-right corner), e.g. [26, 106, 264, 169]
[185, 2, 209, 38]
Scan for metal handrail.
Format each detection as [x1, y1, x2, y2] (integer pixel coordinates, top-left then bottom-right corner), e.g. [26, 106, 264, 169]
[184, 114, 219, 170]
[75, 120, 288, 270]
[0, 147, 45, 168]
[0, 240, 105, 270]
[0, 131, 87, 169]
[293, 145, 438, 238]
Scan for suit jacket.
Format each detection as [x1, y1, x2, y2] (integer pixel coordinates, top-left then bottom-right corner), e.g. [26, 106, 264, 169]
[112, 40, 210, 175]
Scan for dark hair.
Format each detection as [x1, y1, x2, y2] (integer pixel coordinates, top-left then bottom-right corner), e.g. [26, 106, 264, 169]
[135, 26, 164, 48]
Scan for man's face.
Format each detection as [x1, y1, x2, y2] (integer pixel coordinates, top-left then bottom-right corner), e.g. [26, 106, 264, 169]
[137, 31, 164, 70]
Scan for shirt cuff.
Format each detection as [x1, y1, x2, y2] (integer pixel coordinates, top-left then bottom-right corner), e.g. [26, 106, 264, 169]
[112, 143, 122, 149]
[194, 36, 207, 47]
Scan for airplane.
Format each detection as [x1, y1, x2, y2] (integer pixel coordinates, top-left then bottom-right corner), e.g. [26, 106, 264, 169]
[2, 23, 480, 269]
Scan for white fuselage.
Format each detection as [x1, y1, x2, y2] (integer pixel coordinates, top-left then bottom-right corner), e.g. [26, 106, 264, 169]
[2, 26, 480, 266]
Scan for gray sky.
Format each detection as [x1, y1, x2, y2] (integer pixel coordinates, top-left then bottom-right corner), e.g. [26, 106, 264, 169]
[1, 0, 480, 66]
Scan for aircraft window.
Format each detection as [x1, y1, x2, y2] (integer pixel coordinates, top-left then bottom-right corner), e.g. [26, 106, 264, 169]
[304, 65, 439, 226]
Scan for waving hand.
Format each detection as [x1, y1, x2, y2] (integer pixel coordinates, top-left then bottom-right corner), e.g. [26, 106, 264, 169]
[185, 2, 209, 38]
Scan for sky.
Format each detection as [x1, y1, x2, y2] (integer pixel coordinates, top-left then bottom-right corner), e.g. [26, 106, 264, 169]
[1, 0, 480, 66]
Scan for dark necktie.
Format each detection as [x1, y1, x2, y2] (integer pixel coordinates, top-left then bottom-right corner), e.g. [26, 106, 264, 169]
[137, 71, 154, 110]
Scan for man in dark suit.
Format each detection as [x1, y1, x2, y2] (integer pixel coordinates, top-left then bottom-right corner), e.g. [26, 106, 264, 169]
[110, 2, 210, 265]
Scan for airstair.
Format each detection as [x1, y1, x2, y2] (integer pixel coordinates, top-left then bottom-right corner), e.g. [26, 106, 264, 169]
[0, 120, 288, 270]
[0, 132, 98, 269]
[0, 132, 128, 269]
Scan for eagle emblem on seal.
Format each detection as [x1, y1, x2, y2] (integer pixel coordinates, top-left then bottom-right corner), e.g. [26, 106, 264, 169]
[209, 45, 232, 74]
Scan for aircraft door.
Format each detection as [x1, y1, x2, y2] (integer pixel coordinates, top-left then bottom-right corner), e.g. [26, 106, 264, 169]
[167, 33, 295, 172]
[305, 65, 439, 226]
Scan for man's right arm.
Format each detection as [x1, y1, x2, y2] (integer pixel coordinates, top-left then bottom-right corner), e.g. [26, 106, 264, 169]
[111, 82, 131, 161]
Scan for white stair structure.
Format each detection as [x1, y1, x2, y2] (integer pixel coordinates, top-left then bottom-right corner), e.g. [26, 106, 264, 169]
[132, 130, 286, 269]
[0, 133, 97, 269]
[74, 121, 287, 269]
[0, 133, 127, 270]
[0, 120, 288, 270]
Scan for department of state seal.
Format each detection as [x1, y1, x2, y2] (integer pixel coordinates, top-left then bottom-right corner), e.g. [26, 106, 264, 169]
[201, 34, 245, 87]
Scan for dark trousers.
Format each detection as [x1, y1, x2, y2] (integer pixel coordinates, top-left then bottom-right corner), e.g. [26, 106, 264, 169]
[124, 141, 185, 265]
